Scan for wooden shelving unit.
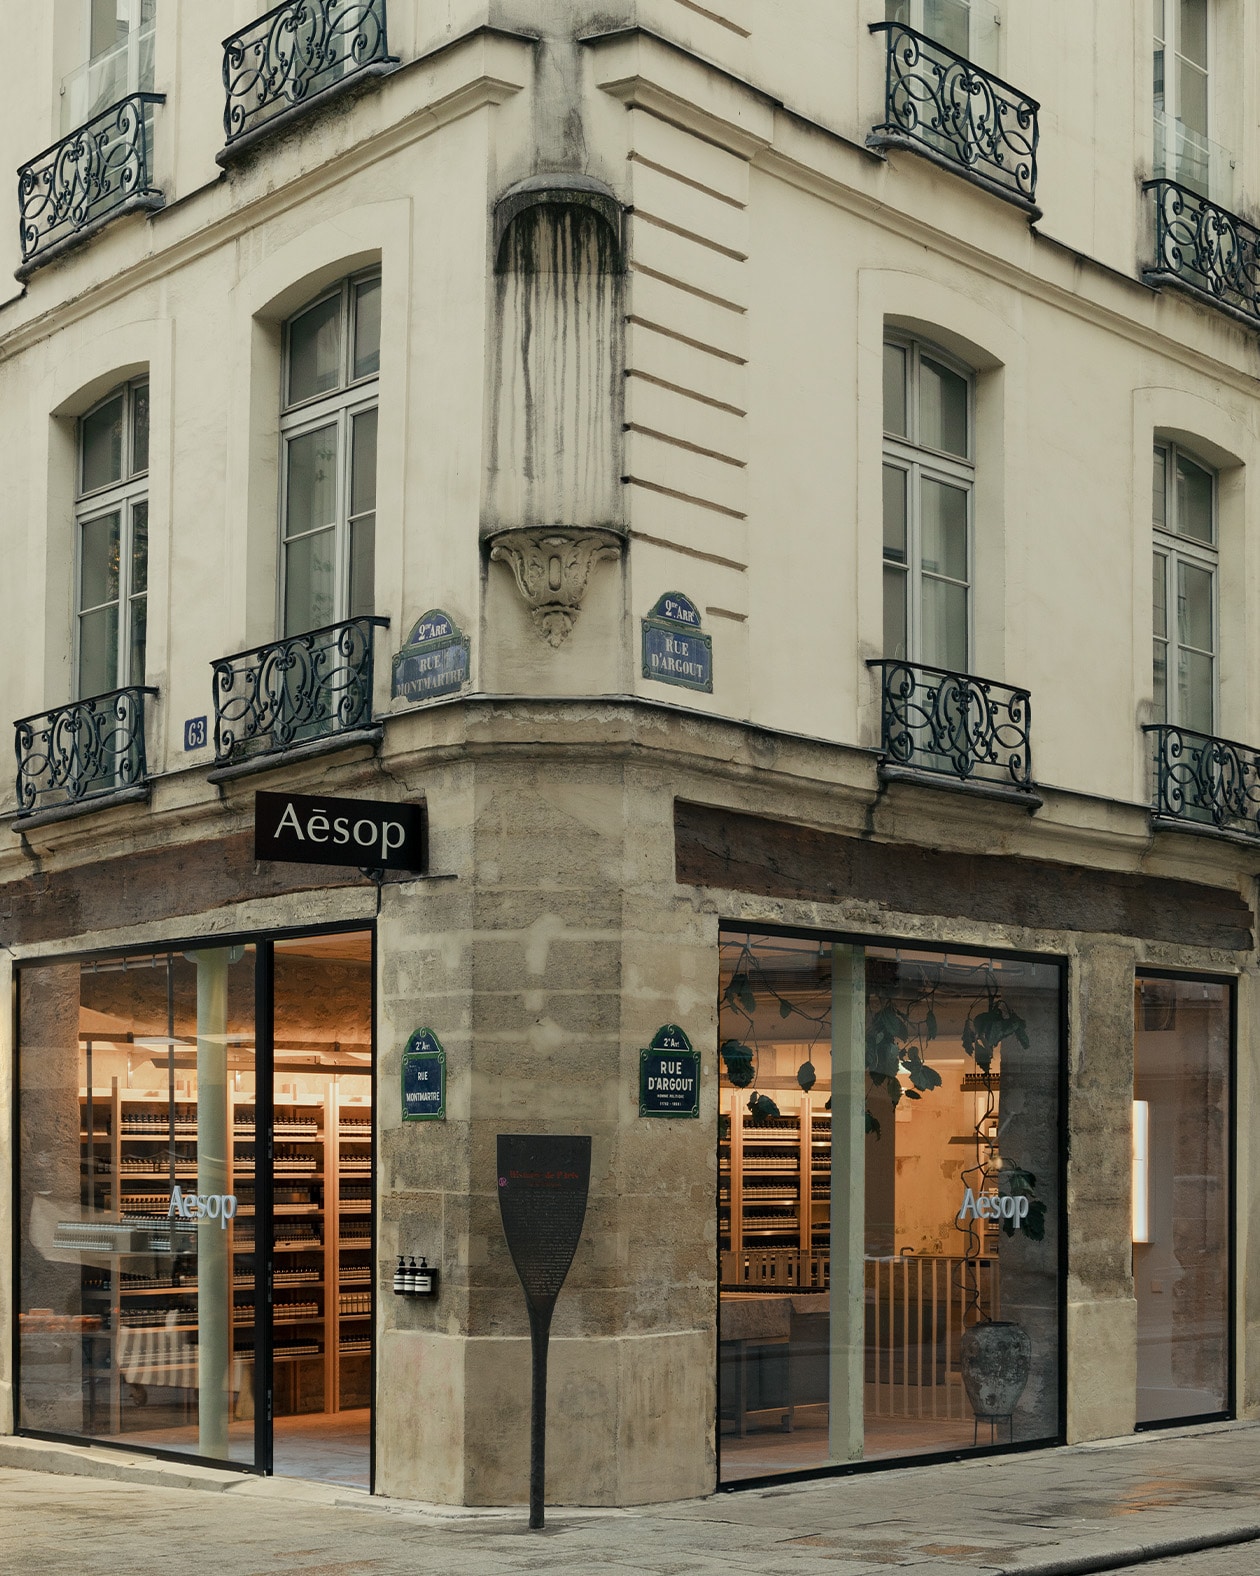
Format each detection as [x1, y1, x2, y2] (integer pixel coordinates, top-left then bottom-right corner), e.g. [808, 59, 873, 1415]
[74, 1077, 373, 1427]
[719, 1090, 830, 1290]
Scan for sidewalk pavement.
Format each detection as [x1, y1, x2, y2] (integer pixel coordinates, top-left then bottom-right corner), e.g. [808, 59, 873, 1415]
[0, 1420, 1258, 1575]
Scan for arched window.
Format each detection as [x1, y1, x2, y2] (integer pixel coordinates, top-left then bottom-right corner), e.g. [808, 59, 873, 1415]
[75, 377, 149, 698]
[1153, 440, 1216, 732]
[279, 271, 380, 636]
[882, 336, 974, 672]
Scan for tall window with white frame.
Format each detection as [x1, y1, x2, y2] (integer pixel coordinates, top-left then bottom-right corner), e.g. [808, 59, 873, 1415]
[63, 0, 157, 134]
[882, 337, 973, 673]
[1153, 441, 1216, 735]
[1153, 0, 1222, 201]
[279, 272, 380, 638]
[75, 378, 149, 700]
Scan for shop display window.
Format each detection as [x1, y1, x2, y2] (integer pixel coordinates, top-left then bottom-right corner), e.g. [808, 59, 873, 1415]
[718, 930, 1063, 1482]
[16, 930, 373, 1483]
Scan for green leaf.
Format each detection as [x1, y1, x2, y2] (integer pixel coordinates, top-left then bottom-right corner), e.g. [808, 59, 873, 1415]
[903, 1088, 921, 1100]
[736, 977, 757, 1016]
[909, 1061, 942, 1093]
[1024, 1201, 1047, 1242]
[1014, 1023, 1030, 1049]
[865, 1108, 881, 1139]
[779, 998, 793, 1019]
[887, 1078, 902, 1108]
[925, 1007, 938, 1040]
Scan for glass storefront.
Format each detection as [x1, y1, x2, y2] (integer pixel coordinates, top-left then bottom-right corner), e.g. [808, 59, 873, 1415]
[1134, 974, 1232, 1427]
[718, 930, 1063, 1482]
[16, 929, 373, 1484]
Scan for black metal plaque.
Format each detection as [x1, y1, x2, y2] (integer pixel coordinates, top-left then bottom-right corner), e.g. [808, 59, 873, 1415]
[497, 1134, 591, 1528]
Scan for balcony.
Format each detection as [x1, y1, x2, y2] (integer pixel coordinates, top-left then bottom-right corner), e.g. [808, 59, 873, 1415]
[17, 93, 164, 278]
[1144, 180, 1260, 330]
[868, 22, 1039, 212]
[868, 659, 1034, 795]
[1145, 724, 1260, 840]
[14, 687, 157, 823]
[220, 0, 398, 159]
[211, 617, 389, 770]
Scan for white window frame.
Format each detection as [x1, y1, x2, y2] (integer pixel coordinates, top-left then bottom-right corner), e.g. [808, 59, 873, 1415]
[882, 335, 975, 673]
[278, 271, 380, 639]
[1152, 0, 1228, 200]
[1152, 438, 1218, 734]
[74, 377, 149, 700]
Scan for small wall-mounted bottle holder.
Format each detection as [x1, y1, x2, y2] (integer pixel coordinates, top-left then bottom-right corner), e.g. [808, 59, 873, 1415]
[393, 1255, 439, 1297]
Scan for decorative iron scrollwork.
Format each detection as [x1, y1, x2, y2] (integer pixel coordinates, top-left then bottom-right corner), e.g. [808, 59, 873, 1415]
[1145, 723, 1260, 837]
[14, 687, 157, 816]
[868, 659, 1033, 790]
[17, 94, 164, 269]
[211, 617, 388, 765]
[1145, 180, 1260, 326]
[222, 0, 396, 147]
[869, 22, 1038, 205]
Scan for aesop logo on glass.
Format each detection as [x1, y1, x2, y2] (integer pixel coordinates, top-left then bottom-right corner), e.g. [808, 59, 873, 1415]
[254, 789, 427, 872]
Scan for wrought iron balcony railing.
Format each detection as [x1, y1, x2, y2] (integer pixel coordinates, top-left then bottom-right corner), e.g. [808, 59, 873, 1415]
[14, 687, 158, 818]
[17, 93, 164, 275]
[868, 659, 1033, 791]
[868, 22, 1038, 209]
[212, 617, 389, 766]
[1144, 180, 1260, 329]
[221, 0, 397, 152]
[1145, 724, 1260, 838]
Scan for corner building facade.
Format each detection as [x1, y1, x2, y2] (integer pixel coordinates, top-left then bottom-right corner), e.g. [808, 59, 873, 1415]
[0, 0, 1258, 1504]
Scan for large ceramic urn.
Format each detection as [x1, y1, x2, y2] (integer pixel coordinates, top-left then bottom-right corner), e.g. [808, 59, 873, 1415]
[960, 1320, 1031, 1424]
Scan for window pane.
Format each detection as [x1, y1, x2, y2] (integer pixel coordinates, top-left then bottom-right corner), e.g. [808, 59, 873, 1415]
[128, 593, 147, 686]
[349, 518, 375, 620]
[919, 357, 968, 457]
[1177, 560, 1212, 652]
[1152, 552, 1167, 640]
[90, 0, 123, 58]
[352, 279, 381, 381]
[80, 511, 121, 611]
[130, 499, 148, 595]
[921, 478, 968, 581]
[350, 408, 378, 517]
[285, 426, 338, 539]
[1153, 447, 1167, 530]
[886, 0, 910, 23]
[131, 381, 149, 475]
[1179, 0, 1208, 66]
[882, 465, 907, 561]
[78, 605, 119, 697]
[284, 528, 336, 637]
[1178, 648, 1213, 733]
[883, 564, 907, 660]
[1153, 0, 1164, 42]
[81, 395, 124, 493]
[883, 344, 907, 436]
[1153, 638, 1168, 722]
[1175, 455, 1212, 543]
[1178, 60, 1208, 138]
[921, 575, 967, 670]
[287, 294, 342, 406]
[924, 0, 970, 56]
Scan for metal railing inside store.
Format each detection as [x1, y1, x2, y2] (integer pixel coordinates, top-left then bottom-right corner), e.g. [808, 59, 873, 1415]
[868, 658, 1034, 791]
[868, 21, 1039, 207]
[17, 93, 164, 273]
[211, 616, 389, 766]
[14, 686, 158, 816]
[221, 0, 398, 149]
[1145, 722, 1260, 838]
[1144, 179, 1260, 328]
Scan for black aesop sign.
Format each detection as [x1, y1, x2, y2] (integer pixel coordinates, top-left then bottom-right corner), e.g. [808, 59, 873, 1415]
[497, 1134, 591, 1530]
[254, 789, 427, 872]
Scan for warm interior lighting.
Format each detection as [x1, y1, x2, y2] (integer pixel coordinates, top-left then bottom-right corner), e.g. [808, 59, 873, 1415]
[1132, 1099, 1151, 1244]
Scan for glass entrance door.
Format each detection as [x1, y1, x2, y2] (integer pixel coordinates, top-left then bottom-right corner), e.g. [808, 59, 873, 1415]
[268, 932, 373, 1486]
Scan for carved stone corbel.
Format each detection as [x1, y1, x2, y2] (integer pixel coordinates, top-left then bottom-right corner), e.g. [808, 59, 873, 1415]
[487, 527, 623, 647]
